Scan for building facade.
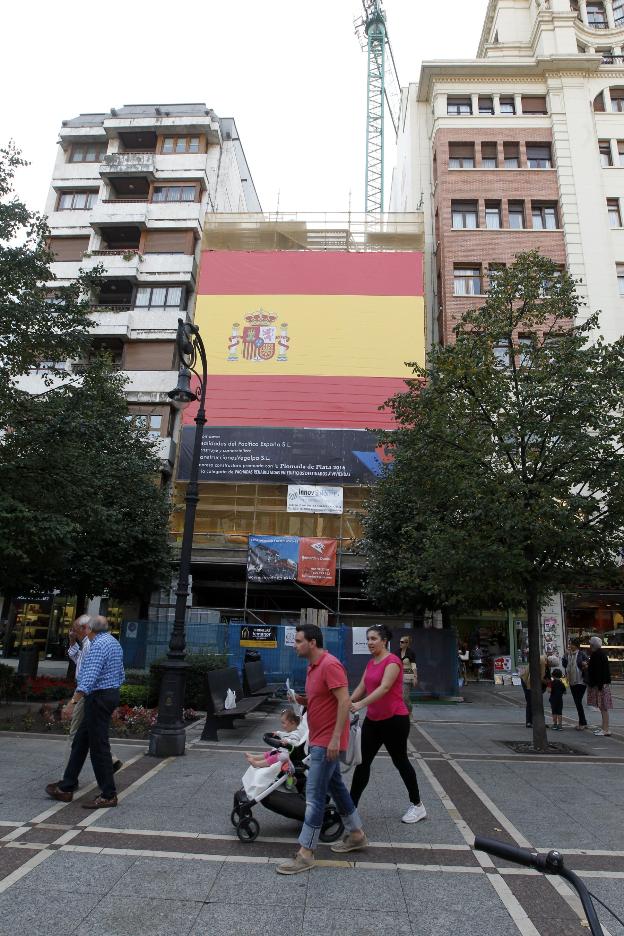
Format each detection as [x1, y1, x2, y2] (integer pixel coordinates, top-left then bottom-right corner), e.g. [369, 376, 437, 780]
[390, 0, 624, 676]
[5, 103, 261, 657]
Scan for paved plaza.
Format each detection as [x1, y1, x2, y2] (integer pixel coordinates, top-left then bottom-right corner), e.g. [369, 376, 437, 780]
[1, 683, 623, 935]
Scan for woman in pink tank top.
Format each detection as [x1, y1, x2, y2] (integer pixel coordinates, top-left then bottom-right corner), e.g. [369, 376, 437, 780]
[349, 624, 426, 824]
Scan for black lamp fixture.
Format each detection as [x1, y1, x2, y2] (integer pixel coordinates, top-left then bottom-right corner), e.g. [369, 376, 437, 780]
[149, 319, 207, 757]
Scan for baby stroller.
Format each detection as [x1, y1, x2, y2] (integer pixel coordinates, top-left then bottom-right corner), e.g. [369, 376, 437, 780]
[230, 716, 344, 844]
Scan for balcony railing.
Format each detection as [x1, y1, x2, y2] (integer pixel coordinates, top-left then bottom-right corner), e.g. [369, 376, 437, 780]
[89, 248, 140, 256]
[71, 362, 123, 373]
[588, 18, 609, 27]
[603, 54, 624, 63]
[101, 198, 148, 204]
[90, 303, 133, 312]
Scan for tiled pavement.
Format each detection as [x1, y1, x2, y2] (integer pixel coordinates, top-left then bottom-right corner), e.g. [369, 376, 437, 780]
[1, 684, 623, 935]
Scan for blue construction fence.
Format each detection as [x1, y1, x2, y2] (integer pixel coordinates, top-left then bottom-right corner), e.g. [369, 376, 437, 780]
[120, 621, 458, 696]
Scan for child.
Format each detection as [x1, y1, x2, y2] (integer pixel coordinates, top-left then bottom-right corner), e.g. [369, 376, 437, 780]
[549, 668, 567, 730]
[244, 707, 303, 768]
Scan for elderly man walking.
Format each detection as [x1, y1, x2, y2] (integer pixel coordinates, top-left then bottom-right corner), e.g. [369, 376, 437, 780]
[276, 623, 367, 875]
[46, 616, 125, 808]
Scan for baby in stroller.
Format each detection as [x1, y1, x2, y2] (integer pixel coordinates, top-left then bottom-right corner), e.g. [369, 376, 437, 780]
[231, 704, 343, 844]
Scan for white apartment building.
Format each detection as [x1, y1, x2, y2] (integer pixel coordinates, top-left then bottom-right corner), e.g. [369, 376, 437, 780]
[25, 102, 260, 477]
[391, 0, 624, 349]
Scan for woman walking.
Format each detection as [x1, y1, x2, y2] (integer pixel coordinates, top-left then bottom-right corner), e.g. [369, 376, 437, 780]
[585, 635, 613, 737]
[565, 637, 588, 731]
[349, 624, 426, 824]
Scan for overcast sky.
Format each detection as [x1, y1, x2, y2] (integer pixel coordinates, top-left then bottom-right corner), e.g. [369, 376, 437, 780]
[5, 0, 486, 216]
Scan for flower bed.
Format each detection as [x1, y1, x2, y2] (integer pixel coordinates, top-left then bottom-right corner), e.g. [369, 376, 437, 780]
[38, 703, 201, 737]
[18, 676, 74, 702]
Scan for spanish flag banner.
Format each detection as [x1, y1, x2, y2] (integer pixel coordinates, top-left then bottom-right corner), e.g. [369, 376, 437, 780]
[188, 251, 424, 431]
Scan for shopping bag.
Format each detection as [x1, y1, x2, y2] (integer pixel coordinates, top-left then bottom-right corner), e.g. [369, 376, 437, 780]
[224, 688, 237, 710]
[340, 713, 362, 772]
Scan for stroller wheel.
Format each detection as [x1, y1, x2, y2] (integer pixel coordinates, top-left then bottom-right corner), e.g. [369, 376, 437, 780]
[319, 806, 344, 844]
[237, 817, 260, 842]
[230, 809, 241, 828]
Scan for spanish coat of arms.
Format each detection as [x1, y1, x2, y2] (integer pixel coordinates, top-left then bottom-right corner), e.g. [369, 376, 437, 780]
[228, 310, 290, 362]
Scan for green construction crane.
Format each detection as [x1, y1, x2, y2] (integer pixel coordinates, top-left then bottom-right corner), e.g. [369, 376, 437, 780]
[355, 0, 401, 213]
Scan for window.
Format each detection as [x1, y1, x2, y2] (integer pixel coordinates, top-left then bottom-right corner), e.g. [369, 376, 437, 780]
[609, 199, 622, 227]
[478, 96, 494, 115]
[517, 336, 533, 368]
[611, 88, 624, 112]
[493, 342, 510, 367]
[599, 140, 613, 167]
[532, 202, 559, 229]
[69, 144, 106, 163]
[508, 201, 525, 229]
[527, 144, 553, 168]
[128, 414, 162, 440]
[499, 96, 515, 115]
[447, 96, 472, 115]
[57, 191, 98, 210]
[161, 136, 201, 154]
[503, 142, 520, 168]
[618, 141, 624, 167]
[615, 0, 624, 26]
[485, 201, 502, 229]
[448, 143, 475, 168]
[587, 2, 607, 26]
[481, 142, 498, 168]
[618, 264, 624, 296]
[152, 185, 197, 203]
[521, 96, 548, 115]
[453, 266, 482, 296]
[451, 200, 478, 229]
[135, 285, 184, 308]
[488, 264, 505, 289]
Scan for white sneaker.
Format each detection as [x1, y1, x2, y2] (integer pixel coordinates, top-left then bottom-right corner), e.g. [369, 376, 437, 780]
[594, 729, 611, 736]
[401, 803, 427, 824]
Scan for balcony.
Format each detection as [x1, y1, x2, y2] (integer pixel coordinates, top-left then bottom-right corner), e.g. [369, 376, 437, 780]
[154, 436, 176, 468]
[91, 201, 149, 226]
[123, 370, 179, 397]
[89, 305, 132, 339]
[100, 153, 155, 177]
[81, 250, 142, 278]
[603, 54, 624, 63]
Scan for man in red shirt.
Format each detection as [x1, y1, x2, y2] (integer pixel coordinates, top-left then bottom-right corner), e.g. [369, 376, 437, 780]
[277, 624, 367, 875]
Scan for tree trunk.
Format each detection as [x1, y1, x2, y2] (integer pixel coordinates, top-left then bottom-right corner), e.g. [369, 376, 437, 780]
[526, 582, 547, 751]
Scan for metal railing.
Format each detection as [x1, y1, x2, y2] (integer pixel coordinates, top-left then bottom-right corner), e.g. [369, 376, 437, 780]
[89, 248, 140, 256]
[101, 198, 149, 204]
[602, 54, 624, 63]
[89, 303, 133, 312]
[71, 362, 123, 373]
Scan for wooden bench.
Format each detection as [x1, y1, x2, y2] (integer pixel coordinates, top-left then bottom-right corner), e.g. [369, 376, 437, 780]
[242, 660, 282, 698]
[201, 666, 265, 741]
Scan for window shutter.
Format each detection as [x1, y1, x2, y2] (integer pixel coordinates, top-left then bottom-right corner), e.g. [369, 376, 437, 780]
[143, 230, 194, 254]
[521, 96, 547, 113]
[48, 236, 90, 261]
[449, 143, 475, 159]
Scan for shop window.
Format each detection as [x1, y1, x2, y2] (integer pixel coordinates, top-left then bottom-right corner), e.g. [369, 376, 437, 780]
[448, 142, 475, 168]
[453, 265, 482, 296]
[481, 142, 498, 168]
[447, 96, 472, 115]
[451, 200, 478, 229]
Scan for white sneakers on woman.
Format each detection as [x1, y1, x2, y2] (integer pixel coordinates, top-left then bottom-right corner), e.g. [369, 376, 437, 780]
[401, 802, 427, 823]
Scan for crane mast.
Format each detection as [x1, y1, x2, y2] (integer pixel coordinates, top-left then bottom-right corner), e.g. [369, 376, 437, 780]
[355, 0, 401, 214]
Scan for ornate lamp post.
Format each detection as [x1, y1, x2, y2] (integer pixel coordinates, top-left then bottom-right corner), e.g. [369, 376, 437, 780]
[148, 319, 207, 757]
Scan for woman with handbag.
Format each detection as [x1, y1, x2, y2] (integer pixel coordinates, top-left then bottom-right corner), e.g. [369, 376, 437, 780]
[348, 624, 426, 824]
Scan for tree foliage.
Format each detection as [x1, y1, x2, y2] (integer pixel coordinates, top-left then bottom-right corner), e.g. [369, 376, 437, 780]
[364, 251, 624, 748]
[0, 359, 172, 604]
[0, 141, 100, 422]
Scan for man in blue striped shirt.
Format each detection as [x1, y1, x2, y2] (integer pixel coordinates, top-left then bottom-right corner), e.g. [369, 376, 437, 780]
[46, 616, 125, 809]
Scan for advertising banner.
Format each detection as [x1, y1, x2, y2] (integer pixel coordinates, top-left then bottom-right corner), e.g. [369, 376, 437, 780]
[240, 625, 278, 649]
[287, 485, 343, 514]
[178, 426, 394, 484]
[247, 535, 337, 587]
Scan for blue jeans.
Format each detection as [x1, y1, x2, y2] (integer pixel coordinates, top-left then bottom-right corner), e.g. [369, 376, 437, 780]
[299, 745, 363, 851]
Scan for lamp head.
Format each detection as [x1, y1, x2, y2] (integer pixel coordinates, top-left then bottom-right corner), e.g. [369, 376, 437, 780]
[168, 366, 196, 404]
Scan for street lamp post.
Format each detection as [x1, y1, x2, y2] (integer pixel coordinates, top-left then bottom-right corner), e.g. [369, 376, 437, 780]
[148, 319, 207, 757]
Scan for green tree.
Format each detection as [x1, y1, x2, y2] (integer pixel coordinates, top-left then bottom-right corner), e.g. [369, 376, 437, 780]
[0, 142, 100, 422]
[0, 359, 172, 611]
[364, 251, 624, 750]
